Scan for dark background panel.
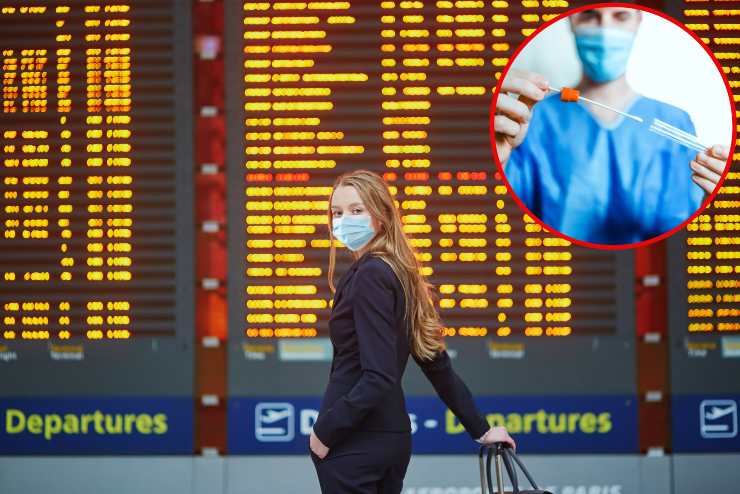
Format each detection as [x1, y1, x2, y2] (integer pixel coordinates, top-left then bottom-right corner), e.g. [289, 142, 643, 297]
[668, 229, 740, 395]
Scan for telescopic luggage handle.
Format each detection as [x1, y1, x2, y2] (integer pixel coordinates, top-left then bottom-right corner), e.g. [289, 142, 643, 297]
[478, 443, 505, 494]
[478, 443, 549, 494]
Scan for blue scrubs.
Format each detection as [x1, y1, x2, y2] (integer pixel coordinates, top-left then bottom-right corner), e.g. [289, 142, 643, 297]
[505, 94, 705, 244]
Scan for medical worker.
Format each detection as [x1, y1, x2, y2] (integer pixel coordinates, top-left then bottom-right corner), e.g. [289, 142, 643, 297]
[494, 6, 730, 244]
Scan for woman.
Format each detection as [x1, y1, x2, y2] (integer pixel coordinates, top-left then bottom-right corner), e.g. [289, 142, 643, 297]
[309, 170, 515, 493]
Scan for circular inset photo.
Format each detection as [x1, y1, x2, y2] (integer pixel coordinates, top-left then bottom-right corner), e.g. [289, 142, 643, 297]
[491, 3, 736, 249]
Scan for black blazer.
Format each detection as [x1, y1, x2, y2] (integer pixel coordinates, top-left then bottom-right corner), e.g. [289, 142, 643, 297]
[312, 252, 489, 449]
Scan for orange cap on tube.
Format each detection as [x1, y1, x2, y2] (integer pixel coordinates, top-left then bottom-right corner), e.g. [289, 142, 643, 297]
[560, 87, 579, 102]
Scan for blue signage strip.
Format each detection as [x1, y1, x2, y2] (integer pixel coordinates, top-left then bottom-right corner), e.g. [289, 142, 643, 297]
[672, 395, 740, 452]
[228, 395, 637, 454]
[0, 397, 193, 454]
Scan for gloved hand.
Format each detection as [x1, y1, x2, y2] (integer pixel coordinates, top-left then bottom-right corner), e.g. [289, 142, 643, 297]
[493, 69, 549, 167]
[690, 144, 730, 195]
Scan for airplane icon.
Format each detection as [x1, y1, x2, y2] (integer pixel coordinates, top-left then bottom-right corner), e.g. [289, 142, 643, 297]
[706, 405, 735, 421]
[255, 403, 295, 442]
[700, 400, 737, 439]
[261, 409, 292, 423]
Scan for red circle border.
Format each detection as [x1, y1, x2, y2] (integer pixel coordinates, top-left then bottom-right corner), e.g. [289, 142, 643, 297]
[489, 2, 738, 251]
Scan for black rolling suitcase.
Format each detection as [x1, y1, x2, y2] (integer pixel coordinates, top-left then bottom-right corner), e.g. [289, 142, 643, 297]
[478, 444, 553, 494]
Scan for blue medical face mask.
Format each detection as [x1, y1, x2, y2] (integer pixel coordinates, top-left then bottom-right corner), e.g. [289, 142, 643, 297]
[574, 26, 636, 83]
[332, 215, 376, 251]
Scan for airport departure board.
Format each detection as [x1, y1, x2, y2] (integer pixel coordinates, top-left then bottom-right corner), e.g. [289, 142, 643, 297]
[0, 1, 194, 396]
[666, 1, 740, 453]
[666, 2, 740, 392]
[668, 2, 740, 393]
[226, 0, 635, 399]
[667, 2, 740, 339]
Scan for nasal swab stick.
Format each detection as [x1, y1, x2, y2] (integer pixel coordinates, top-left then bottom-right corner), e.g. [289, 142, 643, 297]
[548, 86, 711, 152]
[548, 86, 644, 123]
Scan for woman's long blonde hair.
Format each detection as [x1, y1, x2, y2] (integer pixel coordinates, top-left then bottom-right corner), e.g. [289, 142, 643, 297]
[327, 169, 446, 360]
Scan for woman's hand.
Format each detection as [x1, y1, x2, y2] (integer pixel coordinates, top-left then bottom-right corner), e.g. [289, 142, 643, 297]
[310, 430, 329, 459]
[691, 144, 730, 195]
[494, 69, 549, 167]
[479, 426, 516, 450]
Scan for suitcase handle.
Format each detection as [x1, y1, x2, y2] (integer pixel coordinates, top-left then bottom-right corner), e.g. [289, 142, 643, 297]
[478, 443, 505, 494]
[500, 445, 519, 492]
[506, 445, 541, 491]
[479, 443, 541, 494]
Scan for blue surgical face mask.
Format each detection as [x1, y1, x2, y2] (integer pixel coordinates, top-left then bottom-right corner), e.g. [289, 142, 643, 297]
[574, 26, 636, 83]
[332, 215, 375, 251]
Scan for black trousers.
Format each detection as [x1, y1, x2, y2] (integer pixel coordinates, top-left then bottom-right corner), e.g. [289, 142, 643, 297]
[310, 430, 412, 494]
